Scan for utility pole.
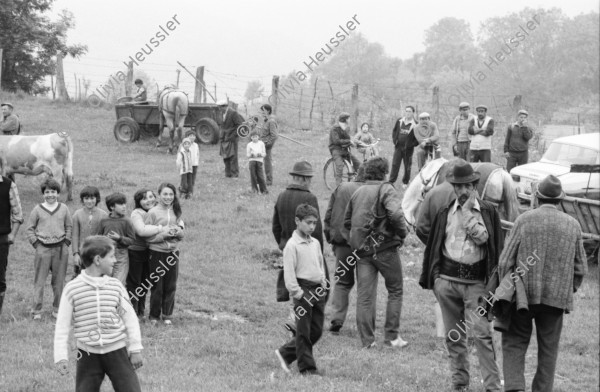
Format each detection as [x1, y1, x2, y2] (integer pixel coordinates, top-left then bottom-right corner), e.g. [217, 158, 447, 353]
[176, 69, 181, 88]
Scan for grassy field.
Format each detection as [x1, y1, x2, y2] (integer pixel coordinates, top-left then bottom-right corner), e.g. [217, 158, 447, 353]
[0, 94, 598, 392]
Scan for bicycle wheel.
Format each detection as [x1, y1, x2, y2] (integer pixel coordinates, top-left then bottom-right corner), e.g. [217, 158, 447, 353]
[324, 158, 354, 191]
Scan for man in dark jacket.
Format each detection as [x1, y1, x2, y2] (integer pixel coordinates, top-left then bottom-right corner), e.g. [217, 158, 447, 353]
[389, 105, 418, 189]
[323, 166, 365, 333]
[419, 159, 502, 392]
[219, 104, 245, 178]
[329, 112, 361, 186]
[260, 104, 278, 186]
[1, 103, 20, 135]
[344, 157, 408, 349]
[272, 161, 326, 334]
[504, 109, 534, 172]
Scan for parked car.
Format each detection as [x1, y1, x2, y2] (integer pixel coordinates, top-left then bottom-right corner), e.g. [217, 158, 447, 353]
[510, 133, 600, 200]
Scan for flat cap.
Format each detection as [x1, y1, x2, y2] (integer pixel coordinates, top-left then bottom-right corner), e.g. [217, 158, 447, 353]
[338, 112, 350, 122]
[518, 109, 529, 116]
[459, 102, 470, 109]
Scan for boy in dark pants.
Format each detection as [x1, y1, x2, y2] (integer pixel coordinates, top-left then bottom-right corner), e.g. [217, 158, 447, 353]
[276, 204, 327, 376]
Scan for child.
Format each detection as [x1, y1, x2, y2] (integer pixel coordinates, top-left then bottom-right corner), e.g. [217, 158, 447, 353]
[144, 183, 184, 326]
[71, 186, 108, 278]
[99, 193, 135, 285]
[176, 138, 194, 199]
[246, 129, 268, 194]
[25, 178, 73, 320]
[354, 122, 379, 162]
[132, 78, 147, 102]
[275, 204, 327, 376]
[54, 235, 143, 392]
[184, 130, 200, 194]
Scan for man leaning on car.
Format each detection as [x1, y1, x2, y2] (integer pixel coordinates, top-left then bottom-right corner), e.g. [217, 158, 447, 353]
[504, 109, 534, 172]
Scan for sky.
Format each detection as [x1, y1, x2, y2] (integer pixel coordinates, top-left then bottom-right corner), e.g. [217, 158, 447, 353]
[51, 0, 599, 102]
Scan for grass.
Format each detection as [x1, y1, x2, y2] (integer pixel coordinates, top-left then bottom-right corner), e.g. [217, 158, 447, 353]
[0, 93, 598, 391]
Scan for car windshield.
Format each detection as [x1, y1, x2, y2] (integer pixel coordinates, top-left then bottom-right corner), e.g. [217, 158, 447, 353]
[541, 142, 599, 167]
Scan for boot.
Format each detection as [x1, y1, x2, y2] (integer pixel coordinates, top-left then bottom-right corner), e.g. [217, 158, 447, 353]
[0, 292, 5, 316]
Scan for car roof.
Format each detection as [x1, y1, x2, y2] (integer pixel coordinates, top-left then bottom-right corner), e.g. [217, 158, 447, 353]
[552, 133, 600, 150]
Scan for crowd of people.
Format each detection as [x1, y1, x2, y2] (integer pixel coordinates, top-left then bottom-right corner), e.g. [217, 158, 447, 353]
[0, 97, 590, 391]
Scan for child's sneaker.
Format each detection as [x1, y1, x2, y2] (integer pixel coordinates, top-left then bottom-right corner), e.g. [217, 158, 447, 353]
[275, 349, 291, 374]
[52, 311, 59, 319]
[149, 319, 158, 326]
[384, 337, 408, 348]
[164, 319, 172, 326]
[32, 314, 42, 321]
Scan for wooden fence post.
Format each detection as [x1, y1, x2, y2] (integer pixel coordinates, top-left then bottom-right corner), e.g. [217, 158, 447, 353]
[351, 83, 359, 134]
[56, 53, 70, 101]
[309, 77, 318, 129]
[298, 88, 303, 126]
[194, 66, 204, 103]
[125, 61, 133, 96]
[271, 76, 279, 114]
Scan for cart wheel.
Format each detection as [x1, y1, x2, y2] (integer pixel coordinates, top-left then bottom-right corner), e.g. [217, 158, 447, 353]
[140, 124, 161, 138]
[113, 117, 140, 143]
[323, 158, 355, 191]
[194, 118, 220, 144]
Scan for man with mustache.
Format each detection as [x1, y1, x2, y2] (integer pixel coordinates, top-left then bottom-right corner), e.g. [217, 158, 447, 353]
[419, 159, 503, 392]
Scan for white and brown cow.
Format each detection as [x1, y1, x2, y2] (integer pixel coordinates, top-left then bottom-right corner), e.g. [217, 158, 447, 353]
[0, 132, 74, 200]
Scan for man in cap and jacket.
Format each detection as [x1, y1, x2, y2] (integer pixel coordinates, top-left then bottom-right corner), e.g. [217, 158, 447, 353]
[272, 161, 326, 334]
[420, 159, 503, 392]
[504, 109, 534, 172]
[219, 102, 245, 178]
[1, 103, 20, 135]
[451, 102, 475, 161]
[468, 105, 494, 163]
[499, 175, 587, 392]
[329, 112, 361, 186]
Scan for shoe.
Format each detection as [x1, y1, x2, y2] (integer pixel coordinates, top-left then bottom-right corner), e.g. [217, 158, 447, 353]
[275, 349, 291, 374]
[52, 311, 58, 319]
[329, 321, 343, 333]
[284, 322, 296, 337]
[163, 319, 172, 326]
[149, 319, 158, 326]
[301, 369, 325, 376]
[32, 314, 42, 321]
[363, 342, 377, 349]
[384, 337, 408, 348]
[402, 184, 408, 190]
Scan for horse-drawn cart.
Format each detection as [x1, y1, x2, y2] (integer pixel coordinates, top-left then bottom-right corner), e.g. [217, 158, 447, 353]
[113, 102, 227, 145]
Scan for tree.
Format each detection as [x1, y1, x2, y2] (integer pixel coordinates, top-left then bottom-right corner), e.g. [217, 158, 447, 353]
[0, 1, 87, 94]
[244, 80, 264, 104]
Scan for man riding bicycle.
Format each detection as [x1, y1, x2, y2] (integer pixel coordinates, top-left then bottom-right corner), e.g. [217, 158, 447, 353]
[414, 112, 440, 171]
[329, 112, 362, 186]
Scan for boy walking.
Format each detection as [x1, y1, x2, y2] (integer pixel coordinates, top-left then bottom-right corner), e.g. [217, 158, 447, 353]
[275, 204, 328, 376]
[26, 179, 72, 319]
[247, 129, 268, 194]
[54, 235, 143, 392]
[177, 138, 194, 199]
[99, 193, 135, 285]
[184, 130, 200, 193]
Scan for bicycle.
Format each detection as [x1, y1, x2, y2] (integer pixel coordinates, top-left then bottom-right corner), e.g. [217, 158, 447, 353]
[323, 139, 380, 191]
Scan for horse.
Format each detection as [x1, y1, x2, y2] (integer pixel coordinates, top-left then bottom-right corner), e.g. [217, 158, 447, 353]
[158, 87, 189, 153]
[402, 157, 520, 228]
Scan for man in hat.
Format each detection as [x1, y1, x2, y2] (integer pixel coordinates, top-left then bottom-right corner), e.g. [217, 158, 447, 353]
[499, 175, 587, 392]
[272, 161, 326, 334]
[260, 104, 278, 186]
[451, 103, 475, 161]
[329, 112, 361, 186]
[419, 158, 503, 392]
[414, 113, 440, 171]
[468, 105, 494, 163]
[344, 157, 409, 349]
[219, 102, 245, 178]
[504, 110, 534, 172]
[0, 169, 24, 315]
[0, 103, 20, 135]
[390, 105, 418, 189]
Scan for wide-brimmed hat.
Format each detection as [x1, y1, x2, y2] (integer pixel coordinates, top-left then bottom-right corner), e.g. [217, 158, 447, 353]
[447, 159, 480, 184]
[535, 175, 565, 201]
[289, 161, 314, 177]
[0, 102, 14, 109]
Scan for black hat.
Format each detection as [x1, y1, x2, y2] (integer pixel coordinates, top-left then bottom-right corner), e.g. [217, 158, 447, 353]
[447, 159, 480, 184]
[338, 112, 350, 123]
[536, 175, 565, 201]
[289, 161, 314, 177]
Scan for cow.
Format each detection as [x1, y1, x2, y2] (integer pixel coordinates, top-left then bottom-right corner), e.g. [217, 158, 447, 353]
[0, 132, 74, 201]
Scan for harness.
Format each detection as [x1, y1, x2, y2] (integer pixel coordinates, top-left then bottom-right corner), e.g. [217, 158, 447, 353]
[158, 88, 188, 116]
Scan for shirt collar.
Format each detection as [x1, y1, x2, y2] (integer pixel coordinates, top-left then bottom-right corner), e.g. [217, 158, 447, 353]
[538, 204, 557, 210]
[292, 230, 313, 244]
[450, 198, 481, 214]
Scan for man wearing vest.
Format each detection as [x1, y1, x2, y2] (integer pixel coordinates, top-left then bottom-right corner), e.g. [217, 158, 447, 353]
[504, 109, 534, 172]
[390, 105, 418, 188]
[0, 175, 24, 315]
[451, 102, 475, 161]
[468, 105, 494, 163]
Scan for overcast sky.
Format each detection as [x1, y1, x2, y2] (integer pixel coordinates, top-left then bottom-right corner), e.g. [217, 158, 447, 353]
[52, 0, 598, 101]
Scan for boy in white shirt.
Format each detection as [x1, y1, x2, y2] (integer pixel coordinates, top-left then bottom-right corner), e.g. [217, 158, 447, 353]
[246, 130, 267, 194]
[184, 130, 200, 193]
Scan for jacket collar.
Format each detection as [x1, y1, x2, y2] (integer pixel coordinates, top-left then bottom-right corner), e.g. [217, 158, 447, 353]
[450, 198, 481, 214]
[286, 184, 310, 192]
[80, 270, 111, 288]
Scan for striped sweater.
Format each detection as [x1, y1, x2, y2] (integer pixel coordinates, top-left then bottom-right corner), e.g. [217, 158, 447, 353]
[54, 271, 143, 363]
[498, 205, 588, 312]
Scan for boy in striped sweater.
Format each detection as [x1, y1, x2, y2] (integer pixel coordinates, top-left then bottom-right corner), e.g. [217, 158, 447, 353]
[54, 235, 143, 392]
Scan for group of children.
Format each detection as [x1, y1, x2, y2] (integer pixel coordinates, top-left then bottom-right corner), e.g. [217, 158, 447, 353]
[20, 178, 185, 390]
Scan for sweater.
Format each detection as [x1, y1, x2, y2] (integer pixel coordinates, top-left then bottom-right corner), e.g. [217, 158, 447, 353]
[72, 207, 108, 254]
[129, 208, 164, 251]
[504, 122, 534, 153]
[452, 114, 476, 143]
[283, 231, 326, 299]
[468, 116, 495, 150]
[176, 148, 193, 175]
[324, 181, 364, 245]
[498, 205, 587, 312]
[98, 216, 135, 249]
[260, 115, 278, 148]
[26, 203, 72, 246]
[189, 142, 200, 166]
[53, 271, 143, 363]
[328, 125, 353, 152]
[247, 140, 266, 162]
[144, 204, 184, 252]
